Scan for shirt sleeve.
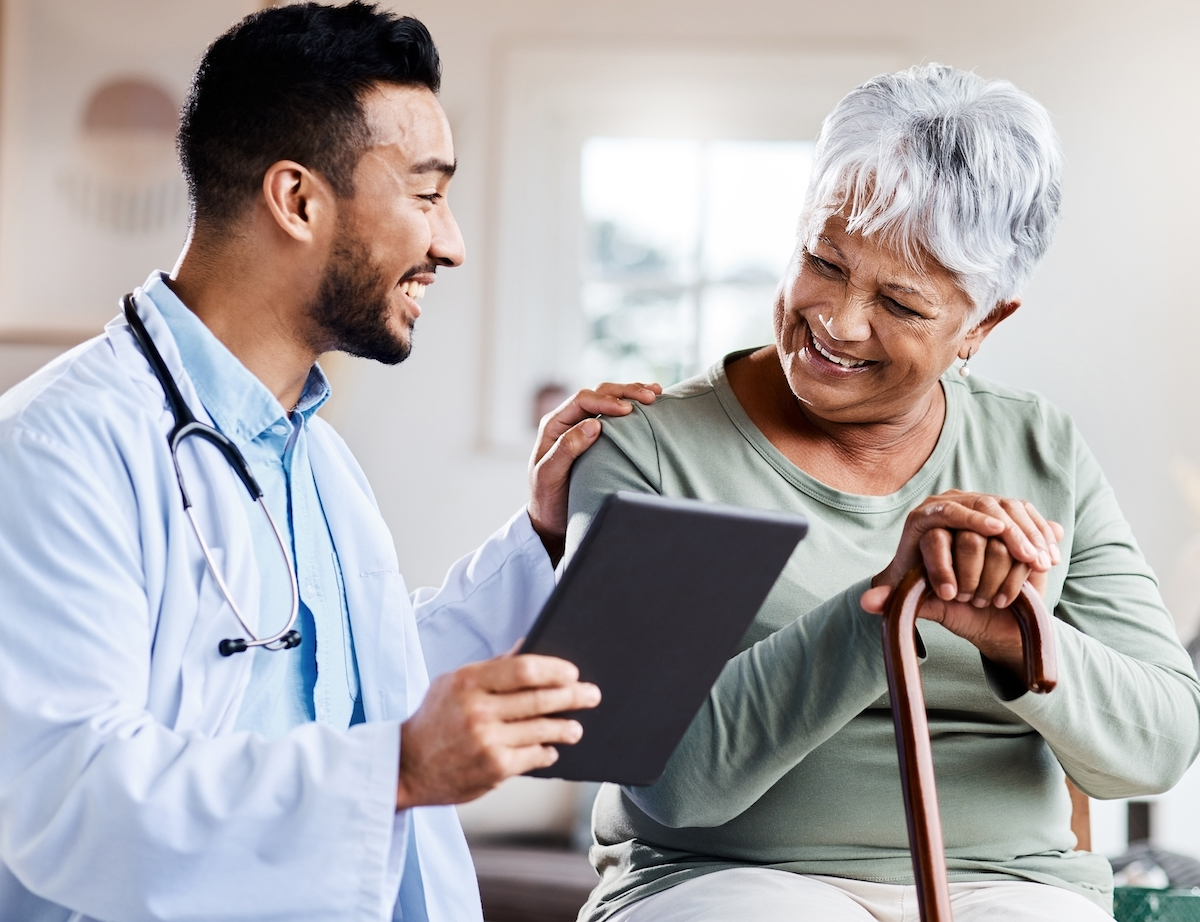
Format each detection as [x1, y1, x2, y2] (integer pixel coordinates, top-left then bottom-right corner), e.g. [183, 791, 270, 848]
[566, 421, 899, 829]
[0, 424, 406, 922]
[412, 508, 557, 679]
[990, 430, 1200, 798]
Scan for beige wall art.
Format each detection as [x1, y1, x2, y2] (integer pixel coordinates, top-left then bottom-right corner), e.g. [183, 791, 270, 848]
[0, 0, 256, 346]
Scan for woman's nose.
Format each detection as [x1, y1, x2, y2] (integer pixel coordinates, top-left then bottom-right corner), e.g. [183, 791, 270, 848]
[819, 294, 871, 341]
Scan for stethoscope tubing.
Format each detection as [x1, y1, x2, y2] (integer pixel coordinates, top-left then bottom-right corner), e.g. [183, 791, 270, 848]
[122, 292, 301, 657]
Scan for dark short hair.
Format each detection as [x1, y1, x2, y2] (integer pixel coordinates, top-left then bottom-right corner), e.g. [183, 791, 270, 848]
[178, 1, 441, 225]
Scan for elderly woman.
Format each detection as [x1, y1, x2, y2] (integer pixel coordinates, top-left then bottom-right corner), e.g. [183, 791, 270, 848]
[565, 64, 1200, 922]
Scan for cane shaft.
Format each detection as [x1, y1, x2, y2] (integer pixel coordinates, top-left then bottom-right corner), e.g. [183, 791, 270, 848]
[882, 570, 1057, 922]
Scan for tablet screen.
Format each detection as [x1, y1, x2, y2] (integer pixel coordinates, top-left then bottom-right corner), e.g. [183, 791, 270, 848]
[521, 491, 807, 785]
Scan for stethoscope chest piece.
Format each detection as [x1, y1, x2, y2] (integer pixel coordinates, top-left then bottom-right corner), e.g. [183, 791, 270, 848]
[219, 630, 301, 657]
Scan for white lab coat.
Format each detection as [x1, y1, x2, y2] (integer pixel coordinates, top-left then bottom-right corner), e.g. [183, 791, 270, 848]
[0, 289, 556, 921]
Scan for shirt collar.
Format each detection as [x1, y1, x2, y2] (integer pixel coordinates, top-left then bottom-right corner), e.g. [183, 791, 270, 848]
[141, 271, 331, 447]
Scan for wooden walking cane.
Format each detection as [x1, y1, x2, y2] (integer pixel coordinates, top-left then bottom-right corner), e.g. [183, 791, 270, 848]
[882, 569, 1058, 922]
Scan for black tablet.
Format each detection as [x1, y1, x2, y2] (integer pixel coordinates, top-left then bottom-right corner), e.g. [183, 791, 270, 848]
[520, 491, 807, 786]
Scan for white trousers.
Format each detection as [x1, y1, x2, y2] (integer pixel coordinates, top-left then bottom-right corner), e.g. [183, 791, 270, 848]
[606, 868, 1111, 922]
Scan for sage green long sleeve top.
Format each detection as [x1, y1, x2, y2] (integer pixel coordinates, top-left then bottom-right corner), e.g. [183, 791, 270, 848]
[564, 357, 1200, 920]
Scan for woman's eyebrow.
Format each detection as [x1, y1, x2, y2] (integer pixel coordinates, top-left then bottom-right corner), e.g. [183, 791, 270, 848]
[816, 235, 846, 260]
[818, 235, 935, 303]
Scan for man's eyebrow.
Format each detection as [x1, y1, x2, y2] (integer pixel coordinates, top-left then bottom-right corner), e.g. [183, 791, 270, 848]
[411, 157, 457, 178]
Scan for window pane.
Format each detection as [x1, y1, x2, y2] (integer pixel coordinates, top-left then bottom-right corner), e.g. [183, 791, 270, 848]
[698, 283, 777, 370]
[703, 140, 814, 283]
[580, 281, 696, 387]
[581, 138, 701, 283]
[579, 136, 812, 388]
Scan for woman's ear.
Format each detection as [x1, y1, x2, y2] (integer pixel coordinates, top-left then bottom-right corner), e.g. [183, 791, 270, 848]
[961, 299, 1020, 357]
[260, 160, 335, 244]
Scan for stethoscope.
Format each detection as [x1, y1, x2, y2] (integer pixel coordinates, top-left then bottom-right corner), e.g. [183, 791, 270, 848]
[123, 293, 302, 657]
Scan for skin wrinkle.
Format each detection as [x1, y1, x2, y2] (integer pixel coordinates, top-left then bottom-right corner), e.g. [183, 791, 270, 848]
[732, 212, 1018, 499]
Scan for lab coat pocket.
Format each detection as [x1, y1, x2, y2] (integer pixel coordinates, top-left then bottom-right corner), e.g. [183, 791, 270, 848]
[175, 547, 256, 736]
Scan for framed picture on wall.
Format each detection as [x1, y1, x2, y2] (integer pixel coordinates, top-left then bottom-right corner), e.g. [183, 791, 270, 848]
[0, 0, 257, 347]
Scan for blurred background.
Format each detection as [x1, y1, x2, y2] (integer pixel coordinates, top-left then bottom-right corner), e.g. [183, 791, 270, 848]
[2, 0, 1199, 912]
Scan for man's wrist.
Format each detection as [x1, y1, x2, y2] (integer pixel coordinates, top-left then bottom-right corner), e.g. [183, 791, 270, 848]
[396, 721, 418, 812]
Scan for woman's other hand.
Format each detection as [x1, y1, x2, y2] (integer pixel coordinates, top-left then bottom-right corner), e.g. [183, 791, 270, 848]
[527, 382, 661, 566]
[860, 491, 1064, 672]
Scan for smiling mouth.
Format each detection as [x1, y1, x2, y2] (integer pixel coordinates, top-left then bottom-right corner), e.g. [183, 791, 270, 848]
[806, 324, 875, 370]
[398, 280, 427, 299]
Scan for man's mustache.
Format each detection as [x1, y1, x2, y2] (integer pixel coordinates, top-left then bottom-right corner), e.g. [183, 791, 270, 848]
[399, 264, 439, 282]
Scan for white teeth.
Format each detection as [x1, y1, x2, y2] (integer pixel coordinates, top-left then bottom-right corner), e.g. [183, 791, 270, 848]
[813, 336, 867, 368]
[401, 281, 427, 299]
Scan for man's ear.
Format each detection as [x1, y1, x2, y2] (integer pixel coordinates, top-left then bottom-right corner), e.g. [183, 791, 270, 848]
[961, 299, 1020, 356]
[261, 160, 334, 244]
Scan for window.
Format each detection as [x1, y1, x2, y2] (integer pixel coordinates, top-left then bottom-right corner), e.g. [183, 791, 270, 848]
[579, 138, 814, 387]
[481, 45, 901, 448]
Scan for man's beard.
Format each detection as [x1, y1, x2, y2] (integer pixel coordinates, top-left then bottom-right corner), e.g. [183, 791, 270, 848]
[306, 231, 414, 366]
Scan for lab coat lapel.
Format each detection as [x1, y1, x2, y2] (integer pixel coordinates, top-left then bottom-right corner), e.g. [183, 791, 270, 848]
[307, 424, 413, 723]
[108, 293, 259, 736]
[307, 426, 478, 922]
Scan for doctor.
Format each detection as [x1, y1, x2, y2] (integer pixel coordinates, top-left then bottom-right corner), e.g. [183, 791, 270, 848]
[0, 4, 657, 921]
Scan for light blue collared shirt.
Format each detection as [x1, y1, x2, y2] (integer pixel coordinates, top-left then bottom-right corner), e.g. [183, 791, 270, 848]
[147, 274, 363, 738]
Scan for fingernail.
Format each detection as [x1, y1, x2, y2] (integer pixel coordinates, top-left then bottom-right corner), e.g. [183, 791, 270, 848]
[585, 684, 601, 705]
[993, 594, 1008, 608]
[939, 583, 956, 600]
[972, 597, 988, 608]
[1050, 544, 1061, 565]
[1039, 551, 1051, 568]
[581, 418, 600, 438]
[956, 592, 971, 603]
[569, 722, 583, 742]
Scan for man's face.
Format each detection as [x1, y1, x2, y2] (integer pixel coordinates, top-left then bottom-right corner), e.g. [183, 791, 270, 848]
[307, 83, 464, 364]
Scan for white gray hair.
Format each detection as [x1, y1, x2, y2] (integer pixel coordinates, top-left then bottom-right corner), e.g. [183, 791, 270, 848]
[800, 63, 1063, 323]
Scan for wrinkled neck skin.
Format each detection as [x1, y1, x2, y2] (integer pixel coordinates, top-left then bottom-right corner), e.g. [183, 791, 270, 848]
[727, 347, 947, 496]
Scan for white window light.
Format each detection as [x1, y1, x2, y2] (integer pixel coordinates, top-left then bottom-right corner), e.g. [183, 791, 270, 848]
[579, 137, 814, 388]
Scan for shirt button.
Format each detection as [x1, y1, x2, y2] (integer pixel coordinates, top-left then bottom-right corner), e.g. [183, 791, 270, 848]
[272, 424, 288, 436]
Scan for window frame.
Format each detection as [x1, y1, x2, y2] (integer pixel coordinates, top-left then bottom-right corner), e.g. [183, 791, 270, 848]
[479, 44, 907, 450]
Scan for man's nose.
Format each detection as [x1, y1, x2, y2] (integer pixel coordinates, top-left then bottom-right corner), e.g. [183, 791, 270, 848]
[430, 206, 465, 268]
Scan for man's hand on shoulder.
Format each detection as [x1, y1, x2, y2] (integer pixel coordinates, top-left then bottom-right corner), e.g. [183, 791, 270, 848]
[395, 652, 601, 810]
[527, 382, 661, 565]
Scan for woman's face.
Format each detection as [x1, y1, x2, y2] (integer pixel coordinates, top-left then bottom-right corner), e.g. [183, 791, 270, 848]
[775, 214, 985, 426]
